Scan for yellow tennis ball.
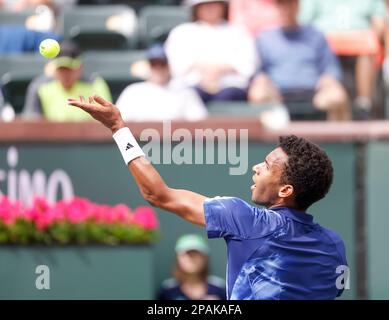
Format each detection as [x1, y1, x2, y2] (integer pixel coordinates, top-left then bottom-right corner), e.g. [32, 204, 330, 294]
[39, 39, 60, 59]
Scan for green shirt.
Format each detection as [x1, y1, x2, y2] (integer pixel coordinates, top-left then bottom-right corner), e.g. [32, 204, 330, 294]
[24, 76, 111, 122]
[299, 0, 387, 32]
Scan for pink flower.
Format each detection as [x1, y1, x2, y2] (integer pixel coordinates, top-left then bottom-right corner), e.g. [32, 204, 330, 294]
[35, 210, 55, 230]
[60, 197, 94, 224]
[110, 204, 133, 224]
[88, 203, 133, 225]
[23, 197, 52, 230]
[0, 196, 24, 225]
[92, 204, 112, 224]
[50, 201, 67, 222]
[0, 195, 159, 232]
[132, 207, 159, 230]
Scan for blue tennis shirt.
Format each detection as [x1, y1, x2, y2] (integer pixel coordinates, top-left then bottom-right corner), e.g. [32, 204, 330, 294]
[204, 197, 348, 300]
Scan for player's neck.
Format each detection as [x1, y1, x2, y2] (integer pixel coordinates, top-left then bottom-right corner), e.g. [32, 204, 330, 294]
[269, 200, 298, 211]
[269, 203, 288, 210]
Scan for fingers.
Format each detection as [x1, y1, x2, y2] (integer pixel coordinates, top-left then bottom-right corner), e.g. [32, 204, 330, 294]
[67, 95, 114, 114]
[67, 98, 101, 114]
[93, 95, 113, 108]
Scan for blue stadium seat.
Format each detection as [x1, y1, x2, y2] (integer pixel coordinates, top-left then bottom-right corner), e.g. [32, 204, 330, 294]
[0, 54, 47, 113]
[59, 5, 138, 50]
[81, 50, 146, 101]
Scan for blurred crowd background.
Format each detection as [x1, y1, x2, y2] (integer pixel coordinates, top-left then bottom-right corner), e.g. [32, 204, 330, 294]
[2, 0, 389, 301]
[1, 0, 389, 125]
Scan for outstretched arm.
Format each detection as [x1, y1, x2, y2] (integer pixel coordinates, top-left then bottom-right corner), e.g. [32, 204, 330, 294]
[68, 95, 206, 226]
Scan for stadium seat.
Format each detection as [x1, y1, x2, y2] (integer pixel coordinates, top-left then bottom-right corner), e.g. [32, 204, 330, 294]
[82, 50, 146, 101]
[0, 54, 46, 77]
[1, 73, 33, 114]
[281, 90, 327, 120]
[0, 9, 35, 26]
[77, 0, 157, 12]
[286, 102, 326, 121]
[0, 54, 47, 114]
[207, 101, 326, 121]
[59, 5, 138, 50]
[207, 101, 265, 117]
[137, 5, 190, 48]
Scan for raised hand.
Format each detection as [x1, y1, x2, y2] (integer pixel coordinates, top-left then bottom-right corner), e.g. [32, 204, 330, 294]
[67, 95, 125, 134]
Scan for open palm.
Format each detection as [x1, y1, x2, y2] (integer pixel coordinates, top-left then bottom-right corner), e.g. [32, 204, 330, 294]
[68, 95, 125, 133]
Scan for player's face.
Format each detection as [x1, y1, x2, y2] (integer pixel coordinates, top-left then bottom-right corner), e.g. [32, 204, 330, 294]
[177, 250, 207, 274]
[251, 147, 289, 207]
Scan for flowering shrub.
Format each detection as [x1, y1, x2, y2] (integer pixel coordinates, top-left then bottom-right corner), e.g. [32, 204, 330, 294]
[0, 196, 159, 245]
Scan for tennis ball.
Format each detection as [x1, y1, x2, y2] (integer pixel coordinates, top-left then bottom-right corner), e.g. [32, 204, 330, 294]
[39, 39, 60, 59]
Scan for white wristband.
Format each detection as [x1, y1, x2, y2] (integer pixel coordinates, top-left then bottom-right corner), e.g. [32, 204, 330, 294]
[113, 127, 145, 165]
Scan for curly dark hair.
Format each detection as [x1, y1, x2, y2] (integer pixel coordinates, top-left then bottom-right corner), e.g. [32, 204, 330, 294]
[278, 135, 333, 210]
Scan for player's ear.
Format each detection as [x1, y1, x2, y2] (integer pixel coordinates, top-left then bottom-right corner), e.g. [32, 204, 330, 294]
[278, 184, 294, 199]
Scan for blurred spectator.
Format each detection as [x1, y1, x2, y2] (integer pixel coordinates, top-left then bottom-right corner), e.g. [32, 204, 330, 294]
[77, 0, 122, 3]
[22, 41, 111, 121]
[249, 0, 350, 121]
[0, 0, 76, 31]
[229, 0, 282, 37]
[0, 25, 59, 54]
[299, 0, 387, 119]
[0, 86, 4, 111]
[1, 0, 51, 11]
[165, 0, 257, 104]
[0, 87, 16, 122]
[157, 234, 226, 300]
[0, 0, 76, 14]
[116, 44, 208, 122]
[384, 0, 389, 85]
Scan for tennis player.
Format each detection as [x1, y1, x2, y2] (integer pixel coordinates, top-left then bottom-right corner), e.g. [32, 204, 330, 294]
[68, 95, 348, 300]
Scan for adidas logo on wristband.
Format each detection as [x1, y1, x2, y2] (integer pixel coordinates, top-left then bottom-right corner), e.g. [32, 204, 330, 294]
[113, 127, 146, 165]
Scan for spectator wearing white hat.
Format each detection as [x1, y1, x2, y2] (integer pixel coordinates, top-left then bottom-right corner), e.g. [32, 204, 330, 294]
[165, 0, 257, 104]
[116, 44, 208, 122]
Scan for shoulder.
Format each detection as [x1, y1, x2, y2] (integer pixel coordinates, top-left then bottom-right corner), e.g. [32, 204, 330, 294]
[319, 226, 347, 262]
[300, 25, 327, 42]
[205, 197, 283, 218]
[320, 226, 345, 246]
[258, 27, 281, 39]
[207, 275, 226, 289]
[256, 27, 282, 47]
[116, 82, 150, 107]
[173, 86, 201, 100]
[205, 197, 286, 232]
[34, 76, 58, 93]
[221, 22, 249, 35]
[123, 81, 149, 91]
[158, 278, 181, 300]
[204, 196, 255, 212]
[30, 75, 53, 87]
[169, 22, 197, 38]
[160, 277, 179, 290]
[81, 74, 108, 86]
